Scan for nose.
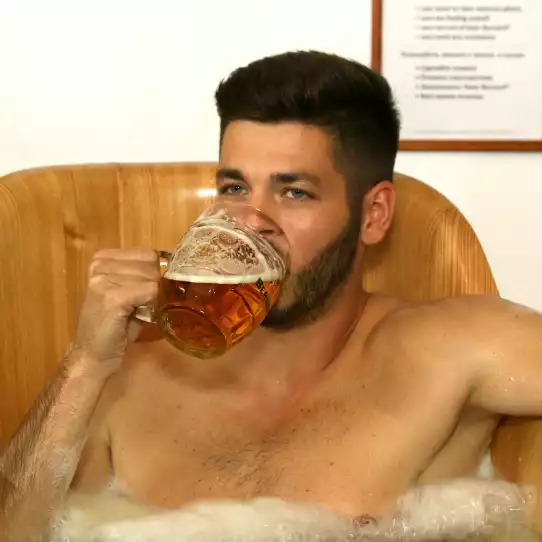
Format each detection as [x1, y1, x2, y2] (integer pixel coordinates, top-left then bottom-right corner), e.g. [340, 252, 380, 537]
[241, 192, 275, 233]
[232, 190, 279, 236]
[235, 204, 286, 255]
[242, 210, 279, 237]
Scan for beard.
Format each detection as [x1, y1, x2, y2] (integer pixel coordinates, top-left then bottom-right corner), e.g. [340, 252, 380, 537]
[261, 213, 361, 331]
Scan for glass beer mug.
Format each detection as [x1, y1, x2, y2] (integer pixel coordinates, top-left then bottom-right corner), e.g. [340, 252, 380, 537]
[134, 203, 289, 359]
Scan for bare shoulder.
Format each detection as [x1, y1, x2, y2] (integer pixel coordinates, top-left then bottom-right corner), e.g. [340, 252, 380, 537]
[364, 294, 539, 383]
[376, 294, 539, 344]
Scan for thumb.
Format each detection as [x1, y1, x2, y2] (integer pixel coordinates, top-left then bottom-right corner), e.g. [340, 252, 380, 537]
[127, 318, 144, 343]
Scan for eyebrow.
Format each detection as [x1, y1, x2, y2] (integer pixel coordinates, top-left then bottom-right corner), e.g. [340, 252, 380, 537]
[216, 168, 321, 185]
[272, 172, 321, 185]
[216, 167, 245, 182]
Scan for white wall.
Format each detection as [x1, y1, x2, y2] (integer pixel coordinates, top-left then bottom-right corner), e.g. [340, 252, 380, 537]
[1, 0, 541, 309]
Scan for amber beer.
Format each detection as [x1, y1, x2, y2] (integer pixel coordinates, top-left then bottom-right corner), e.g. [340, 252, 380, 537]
[133, 202, 288, 357]
[155, 271, 281, 358]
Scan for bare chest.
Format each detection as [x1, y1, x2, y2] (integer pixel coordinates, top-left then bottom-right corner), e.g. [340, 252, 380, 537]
[109, 371, 476, 516]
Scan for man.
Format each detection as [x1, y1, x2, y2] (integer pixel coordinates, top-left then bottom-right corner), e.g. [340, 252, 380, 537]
[1, 50, 542, 540]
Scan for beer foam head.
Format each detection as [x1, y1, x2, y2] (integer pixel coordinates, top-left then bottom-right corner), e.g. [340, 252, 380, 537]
[165, 223, 284, 284]
[163, 269, 280, 285]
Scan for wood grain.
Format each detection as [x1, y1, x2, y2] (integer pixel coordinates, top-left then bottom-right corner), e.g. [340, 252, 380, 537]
[0, 163, 216, 446]
[0, 163, 540, 521]
[362, 173, 499, 299]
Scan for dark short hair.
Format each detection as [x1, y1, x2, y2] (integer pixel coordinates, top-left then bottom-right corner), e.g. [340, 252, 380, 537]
[215, 50, 401, 211]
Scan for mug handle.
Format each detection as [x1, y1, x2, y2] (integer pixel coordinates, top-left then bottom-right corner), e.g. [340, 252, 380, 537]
[133, 250, 172, 323]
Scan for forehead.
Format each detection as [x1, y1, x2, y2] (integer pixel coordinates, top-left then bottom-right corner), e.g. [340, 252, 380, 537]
[219, 121, 339, 177]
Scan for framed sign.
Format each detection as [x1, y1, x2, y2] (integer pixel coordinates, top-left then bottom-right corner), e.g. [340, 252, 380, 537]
[372, 0, 542, 151]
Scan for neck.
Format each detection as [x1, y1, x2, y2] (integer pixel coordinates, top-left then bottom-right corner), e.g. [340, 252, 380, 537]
[208, 268, 369, 390]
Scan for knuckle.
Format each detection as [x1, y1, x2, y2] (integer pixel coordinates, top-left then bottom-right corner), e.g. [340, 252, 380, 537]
[139, 248, 159, 262]
[88, 273, 107, 290]
[147, 264, 162, 281]
[130, 260, 160, 280]
[91, 249, 111, 263]
[88, 259, 99, 276]
[93, 248, 109, 259]
[89, 255, 107, 276]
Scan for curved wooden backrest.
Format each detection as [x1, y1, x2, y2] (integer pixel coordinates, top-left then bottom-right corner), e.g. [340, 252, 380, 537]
[362, 173, 498, 299]
[0, 163, 216, 447]
[0, 163, 538, 517]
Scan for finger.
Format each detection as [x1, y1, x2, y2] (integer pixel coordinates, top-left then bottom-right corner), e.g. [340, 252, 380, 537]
[127, 319, 144, 343]
[90, 259, 161, 281]
[88, 273, 160, 293]
[100, 282, 159, 312]
[93, 247, 159, 263]
[101, 274, 160, 289]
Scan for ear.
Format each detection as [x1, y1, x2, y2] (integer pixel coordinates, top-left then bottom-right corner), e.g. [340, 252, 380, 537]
[360, 181, 395, 246]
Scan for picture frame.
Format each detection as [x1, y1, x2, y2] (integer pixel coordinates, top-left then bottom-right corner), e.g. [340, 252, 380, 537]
[371, 0, 542, 151]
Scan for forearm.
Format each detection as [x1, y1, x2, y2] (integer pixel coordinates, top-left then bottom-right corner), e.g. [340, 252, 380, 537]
[0, 351, 111, 540]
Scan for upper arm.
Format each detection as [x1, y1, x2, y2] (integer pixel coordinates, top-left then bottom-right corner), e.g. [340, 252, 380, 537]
[70, 423, 112, 492]
[70, 372, 122, 493]
[70, 343, 145, 493]
[464, 296, 542, 416]
[378, 296, 542, 417]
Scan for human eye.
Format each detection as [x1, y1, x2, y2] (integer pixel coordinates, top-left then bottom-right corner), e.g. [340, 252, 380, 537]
[218, 183, 248, 196]
[284, 188, 313, 201]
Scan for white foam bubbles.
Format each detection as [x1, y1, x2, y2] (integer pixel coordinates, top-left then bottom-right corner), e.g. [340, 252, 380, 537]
[163, 270, 281, 285]
[52, 478, 536, 542]
[166, 222, 284, 285]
